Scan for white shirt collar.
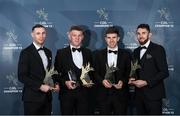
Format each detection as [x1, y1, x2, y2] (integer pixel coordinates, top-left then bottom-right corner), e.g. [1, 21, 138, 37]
[70, 44, 81, 50]
[107, 46, 118, 51]
[140, 40, 150, 48]
[33, 42, 44, 50]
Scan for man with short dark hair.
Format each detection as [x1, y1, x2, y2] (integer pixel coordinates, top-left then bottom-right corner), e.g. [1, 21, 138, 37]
[94, 26, 131, 114]
[129, 24, 169, 114]
[18, 24, 59, 115]
[54, 25, 94, 115]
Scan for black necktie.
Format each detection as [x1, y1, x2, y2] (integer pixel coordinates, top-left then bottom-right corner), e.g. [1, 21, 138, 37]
[140, 46, 147, 50]
[108, 50, 118, 54]
[38, 47, 44, 51]
[72, 48, 81, 52]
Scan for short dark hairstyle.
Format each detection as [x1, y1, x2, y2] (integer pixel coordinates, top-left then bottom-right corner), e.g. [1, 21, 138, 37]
[32, 24, 45, 32]
[69, 25, 84, 34]
[105, 26, 120, 37]
[137, 24, 150, 32]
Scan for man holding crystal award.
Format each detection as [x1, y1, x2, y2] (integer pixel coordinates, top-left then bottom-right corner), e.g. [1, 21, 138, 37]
[128, 24, 169, 115]
[54, 25, 95, 115]
[18, 24, 60, 115]
[94, 26, 131, 114]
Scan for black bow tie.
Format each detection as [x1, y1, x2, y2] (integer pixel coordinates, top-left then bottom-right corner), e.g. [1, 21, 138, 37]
[140, 46, 147, 50]
[108, 50, 118, 54]
[72, 48, 81, 52]
[38, 47, 44, 51]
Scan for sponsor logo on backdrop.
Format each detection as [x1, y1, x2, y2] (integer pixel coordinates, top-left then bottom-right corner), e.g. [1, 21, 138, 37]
[155, 8, 174, 28]
[63, 43, 69, 48]
[124, 43, 138, 50]
[168, 64, 174, 71]
[167, 57, 174, 73]
[125, 30, 138, 50]
[3, 72, 22, 93]
[2, 30, 22, 50]
[162, 98, 175, 114]
[94, 8, 113, 27]
[35, 8, 53, 28]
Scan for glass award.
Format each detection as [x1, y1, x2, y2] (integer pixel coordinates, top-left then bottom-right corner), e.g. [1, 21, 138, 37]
[68, 69, 79, 87]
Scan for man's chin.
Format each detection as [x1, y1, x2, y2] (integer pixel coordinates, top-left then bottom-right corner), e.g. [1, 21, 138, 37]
[139, 41, 146, 45]
[139, 38, 149, 45]
[109, 44, 117, 48]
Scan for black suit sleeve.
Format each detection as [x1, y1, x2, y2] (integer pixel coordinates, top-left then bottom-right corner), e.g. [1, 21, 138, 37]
[18, 50, 42, 91]
[122, 51, 131, 84]
[94, 51, 104, 85]
[54, 50, 68, 87]
[147, 46, 169, 88]
[86, 49, 96, 83]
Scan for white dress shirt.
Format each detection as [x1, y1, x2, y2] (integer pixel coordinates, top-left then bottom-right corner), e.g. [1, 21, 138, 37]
[70, 45, 83, 69]
[107, 46, 118, 67]
[33, 42, 48, 70]
[140, 40, 150, 59]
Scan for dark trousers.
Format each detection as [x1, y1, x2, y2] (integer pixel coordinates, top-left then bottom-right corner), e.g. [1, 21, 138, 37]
[60, 89, 89, 115]
[98, 94, 128, 115]
[135, 92, 162, 115]
[24, 100, 52, 115]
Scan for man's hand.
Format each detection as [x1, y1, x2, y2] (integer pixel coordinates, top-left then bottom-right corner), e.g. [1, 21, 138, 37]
[40, 84, 51, 92]
[131, 80, 147, 88]
[51, 83, 60, 92]
[128, 77, 136, 85]
[102, 79, 112, 88]
[65, 80, 76, 89]
[114, 80, 123, 89]
[82, 80, 93, 88]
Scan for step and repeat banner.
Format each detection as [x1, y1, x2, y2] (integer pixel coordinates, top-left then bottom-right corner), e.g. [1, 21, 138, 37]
[0, 0, 179, 114]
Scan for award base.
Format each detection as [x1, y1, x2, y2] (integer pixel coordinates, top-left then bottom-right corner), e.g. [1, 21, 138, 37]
[82, 82, 94, 87]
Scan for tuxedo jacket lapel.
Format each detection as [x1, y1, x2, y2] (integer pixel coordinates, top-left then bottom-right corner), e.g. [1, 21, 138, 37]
[78, 47, 92, 67]
[103, 49, 108, 66]
[140, 42, 153, 68]
[117, 49, 122, 67]
[66, 46, 75, 69]
[30, 44, 52, 71]
[81, 48, 87, 66]
[30, 44, 45, 71]
[134, 47, 140, 61]
[140, 50, 146, 67]
[104, 48, 121, 67]
[44, 48, 52, 70]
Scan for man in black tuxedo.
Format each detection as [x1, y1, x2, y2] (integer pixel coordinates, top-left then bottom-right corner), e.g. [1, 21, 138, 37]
[18, 24, 59, 115]
[54, 25, 94, 115]
[128, 24, 169, 114]
[94, 26, 131, 114]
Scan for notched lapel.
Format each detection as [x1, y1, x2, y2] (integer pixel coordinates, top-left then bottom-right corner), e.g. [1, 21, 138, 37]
[67, 46, 75, 69]
[103, 49, 108, 65]
[81, 48, 87, 65]
[30, 45, 45, 69]
[44, 49, 52, 70]
[140, 43, 153, 67]
[116, 49, 121, 67]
